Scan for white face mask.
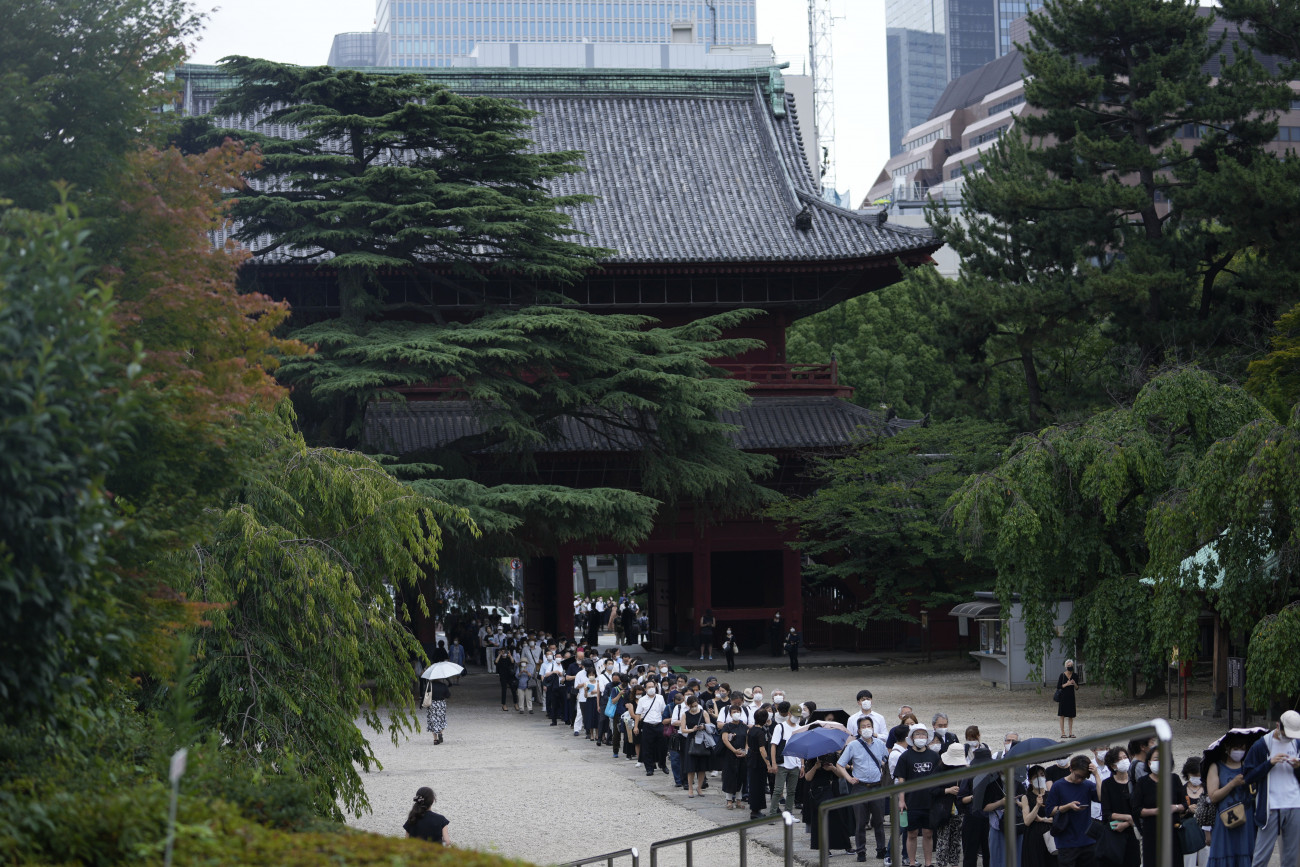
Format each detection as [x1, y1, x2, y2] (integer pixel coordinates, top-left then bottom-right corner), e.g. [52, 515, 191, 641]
[935, 727, 948, 737]
[861, 700, 872, 710]
[1032, 777, 1046, 789]
[659, 667, 668, 673]
[753, 692, 763, 702]
[1056, 759, 1070, 768]
[1189, 777, 1202, 786]
[773, 695, 784, 704]
[913, 736, 928, 748]
[1116, 759, 1131, 773]
[646, 687, 656, 695]
[1095, 750, 1107, 761]
[967, 740, 981, 748]
[861, 728, 874, 739]
[1149, 761, 1160, 773]
[1229, 749, 1246, 762]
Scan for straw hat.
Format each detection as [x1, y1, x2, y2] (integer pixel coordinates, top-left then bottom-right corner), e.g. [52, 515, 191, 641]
[941, 742, 969, 767]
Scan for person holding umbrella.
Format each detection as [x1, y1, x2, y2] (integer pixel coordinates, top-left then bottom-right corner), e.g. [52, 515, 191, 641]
[1205, 728, 1265, 867]
[835, 715, 891, 862]
[420, 659, 463, 745]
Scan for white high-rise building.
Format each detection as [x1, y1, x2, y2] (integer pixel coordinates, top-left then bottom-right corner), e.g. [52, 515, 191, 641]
[365, 0, 758, 68]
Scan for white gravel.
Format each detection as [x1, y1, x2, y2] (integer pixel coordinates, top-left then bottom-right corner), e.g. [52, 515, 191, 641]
[346, 654, 1261, 867]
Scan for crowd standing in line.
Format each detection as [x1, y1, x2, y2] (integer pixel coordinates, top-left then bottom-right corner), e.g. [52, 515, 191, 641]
[415, 603, 1300, 867]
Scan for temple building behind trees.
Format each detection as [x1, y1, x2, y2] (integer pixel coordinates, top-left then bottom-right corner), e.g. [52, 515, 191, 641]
[173, 63, 941, 652]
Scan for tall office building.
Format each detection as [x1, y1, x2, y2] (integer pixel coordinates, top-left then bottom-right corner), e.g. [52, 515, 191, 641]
[368, 0, 757, 68]
[884, 0, 1040, 155]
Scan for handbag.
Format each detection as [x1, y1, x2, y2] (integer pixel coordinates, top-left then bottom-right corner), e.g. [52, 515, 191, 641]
[1178, 820, 1207, 853]
[421, 683, 433, 709]
[689, 731, 711, 756]
[604, 694, 618, 719]
[1193, 794, 1214, 828]
[1095, 828, 1128, 863]
[1220, 801, 1247, 829]
[1053, 688, 1063, 703]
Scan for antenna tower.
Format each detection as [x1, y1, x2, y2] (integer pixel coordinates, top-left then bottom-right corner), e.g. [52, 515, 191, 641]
[808, 0, 836, 198]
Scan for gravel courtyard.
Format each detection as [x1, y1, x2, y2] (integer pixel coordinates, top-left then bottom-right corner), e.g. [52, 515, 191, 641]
[347, 653, 1248, 867]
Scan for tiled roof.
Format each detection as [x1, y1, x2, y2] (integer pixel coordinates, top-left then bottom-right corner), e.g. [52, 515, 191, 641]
[363, 395, 913, 455]
[178, 65, 937, 267]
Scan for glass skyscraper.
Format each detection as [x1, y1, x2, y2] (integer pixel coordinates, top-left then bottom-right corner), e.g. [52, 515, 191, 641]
[884, 0, 1040, 155]
[373, 0, 758, 67]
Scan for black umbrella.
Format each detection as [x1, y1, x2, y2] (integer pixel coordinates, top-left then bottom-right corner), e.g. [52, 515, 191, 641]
[1201, 727, 1268, 776]
[810, 707, 851, 726]
[973, 738, 1059, 807]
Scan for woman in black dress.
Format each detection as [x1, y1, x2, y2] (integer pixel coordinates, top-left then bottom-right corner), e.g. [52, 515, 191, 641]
[1099, 747, 1141, 867]
[699, 609, 716, 661]
[1056, 659, 1079, 738]
[495, 645, 516, 712]
[1138, 746, 1186, 867]
[1022, 765, 1056, 867]
[404, 786, 450, 845]
[803, 753, 855, 854]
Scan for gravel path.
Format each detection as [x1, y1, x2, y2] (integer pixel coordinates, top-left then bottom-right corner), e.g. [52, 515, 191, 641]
[347, 654, 1260, 867]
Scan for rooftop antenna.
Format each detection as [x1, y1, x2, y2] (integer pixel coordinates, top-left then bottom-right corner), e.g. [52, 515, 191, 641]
[808, 0, 837, 198]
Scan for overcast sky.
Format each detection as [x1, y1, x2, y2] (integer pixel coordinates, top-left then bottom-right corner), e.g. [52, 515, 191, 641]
[187, 0, 888, 202]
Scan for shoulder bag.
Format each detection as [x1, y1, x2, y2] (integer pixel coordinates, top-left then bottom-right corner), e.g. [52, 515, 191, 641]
[1179, 817, 1207, 853]
[421, 682, 433, 709]
[1220, 801, 1247, 829]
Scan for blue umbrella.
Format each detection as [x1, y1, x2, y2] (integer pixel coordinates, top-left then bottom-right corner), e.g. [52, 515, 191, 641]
[784, 726, 850, 760]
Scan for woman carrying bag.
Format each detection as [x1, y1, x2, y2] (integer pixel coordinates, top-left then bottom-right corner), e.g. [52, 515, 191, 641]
[1205, 730, 1262, 867]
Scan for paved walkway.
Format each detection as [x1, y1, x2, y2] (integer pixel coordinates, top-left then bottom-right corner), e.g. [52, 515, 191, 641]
[348, 650, 1272, 867]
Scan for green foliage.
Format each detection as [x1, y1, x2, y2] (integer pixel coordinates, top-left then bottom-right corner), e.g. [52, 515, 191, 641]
[0, 198, 141, 724]
[1247, 301, 1300, 422]
[768, 418, 1010, 625]
[0, 0, 202, 210]
[206, 56, 610, 317]
[786, 269, 961, 418]
[285, 306, 778, 548]
[929, 0, 1300, 425]
[1247, 602, 1300, 707]
[1146, 393, 1300, 700]
[176, 404, 472, 818]
[947, 368, 1266, 687]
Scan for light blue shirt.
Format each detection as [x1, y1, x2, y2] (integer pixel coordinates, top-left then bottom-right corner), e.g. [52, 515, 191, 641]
[839, 736, 889, 783]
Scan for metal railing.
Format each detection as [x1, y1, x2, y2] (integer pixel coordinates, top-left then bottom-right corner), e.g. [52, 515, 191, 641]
[649, 809, 797, 867]
[817, 719, 1176, 867]
[559, 846, 639, 867]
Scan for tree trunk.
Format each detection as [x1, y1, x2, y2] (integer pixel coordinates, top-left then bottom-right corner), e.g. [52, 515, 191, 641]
[1019, 338, 1043, 427]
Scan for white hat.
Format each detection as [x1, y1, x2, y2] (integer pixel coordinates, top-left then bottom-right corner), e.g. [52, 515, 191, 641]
[909, 723, 930, 735]
[941, 742, 969, 767]
[1282, 710, 1300, 738]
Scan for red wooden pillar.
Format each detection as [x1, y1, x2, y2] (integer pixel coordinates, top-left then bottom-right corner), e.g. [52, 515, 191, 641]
[555, 545, 575, 640]
[782, 545, 803, 633]
[692, 533, 711, 641]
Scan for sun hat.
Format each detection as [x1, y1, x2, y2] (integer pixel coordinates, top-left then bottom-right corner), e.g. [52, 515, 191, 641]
[941, 743, 969, 767]
[743, 688, 755, 701]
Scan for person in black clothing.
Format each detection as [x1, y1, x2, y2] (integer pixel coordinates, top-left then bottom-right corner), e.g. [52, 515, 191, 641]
[1056, 659, 1079, 738]
[748, 707, 775, 818]
[959, 748, 993, 867]
[1137, 745, 1186, 867]
[896, 724, 942, 867]
[429, 640, 450, 663]
[784, 626, 801, 671]
[1099, 747, 1141, 867]
[404, 786, 450, 845]
[495, 645, 516, 712]
[769, 612, 784, 656]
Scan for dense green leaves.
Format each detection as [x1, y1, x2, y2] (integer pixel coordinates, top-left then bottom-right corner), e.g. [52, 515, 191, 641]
[0, 200, 139, 723]
[768, 419, 1010, 625]
[0, 0, 201, 210]
[206, 57, 610, 317]
[947, 368, 1266, 687]
[179, 405, 472, 818]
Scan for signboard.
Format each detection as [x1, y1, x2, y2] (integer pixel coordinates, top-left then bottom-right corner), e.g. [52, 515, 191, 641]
[1227, 656, 1245, 689]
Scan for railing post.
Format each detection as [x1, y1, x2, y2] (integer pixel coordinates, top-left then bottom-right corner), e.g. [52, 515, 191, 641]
[819, 795, 830, 867]
[1156, 719, 1175, 867]
[783, 811, 795, 867]
[632, 846, 640, 867]
[686, 839, 692, 867]
[1004, 765, 1018, 867]
[738, 826, 747, 867]
[891, 789, 902, 867]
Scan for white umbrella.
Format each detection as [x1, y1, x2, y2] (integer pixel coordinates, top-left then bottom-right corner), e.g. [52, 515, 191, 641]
[421, 661, 464, 680]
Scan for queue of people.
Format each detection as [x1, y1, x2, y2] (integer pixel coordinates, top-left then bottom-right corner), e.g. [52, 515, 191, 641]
[412, 620, 1300, 867]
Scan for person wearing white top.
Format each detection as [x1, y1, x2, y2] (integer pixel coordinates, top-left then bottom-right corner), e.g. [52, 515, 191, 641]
[635, 685, 667, 777]
[572, 666, 590, 735]
[846, 690, 888, 746]
[768, 702, 802, 816]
